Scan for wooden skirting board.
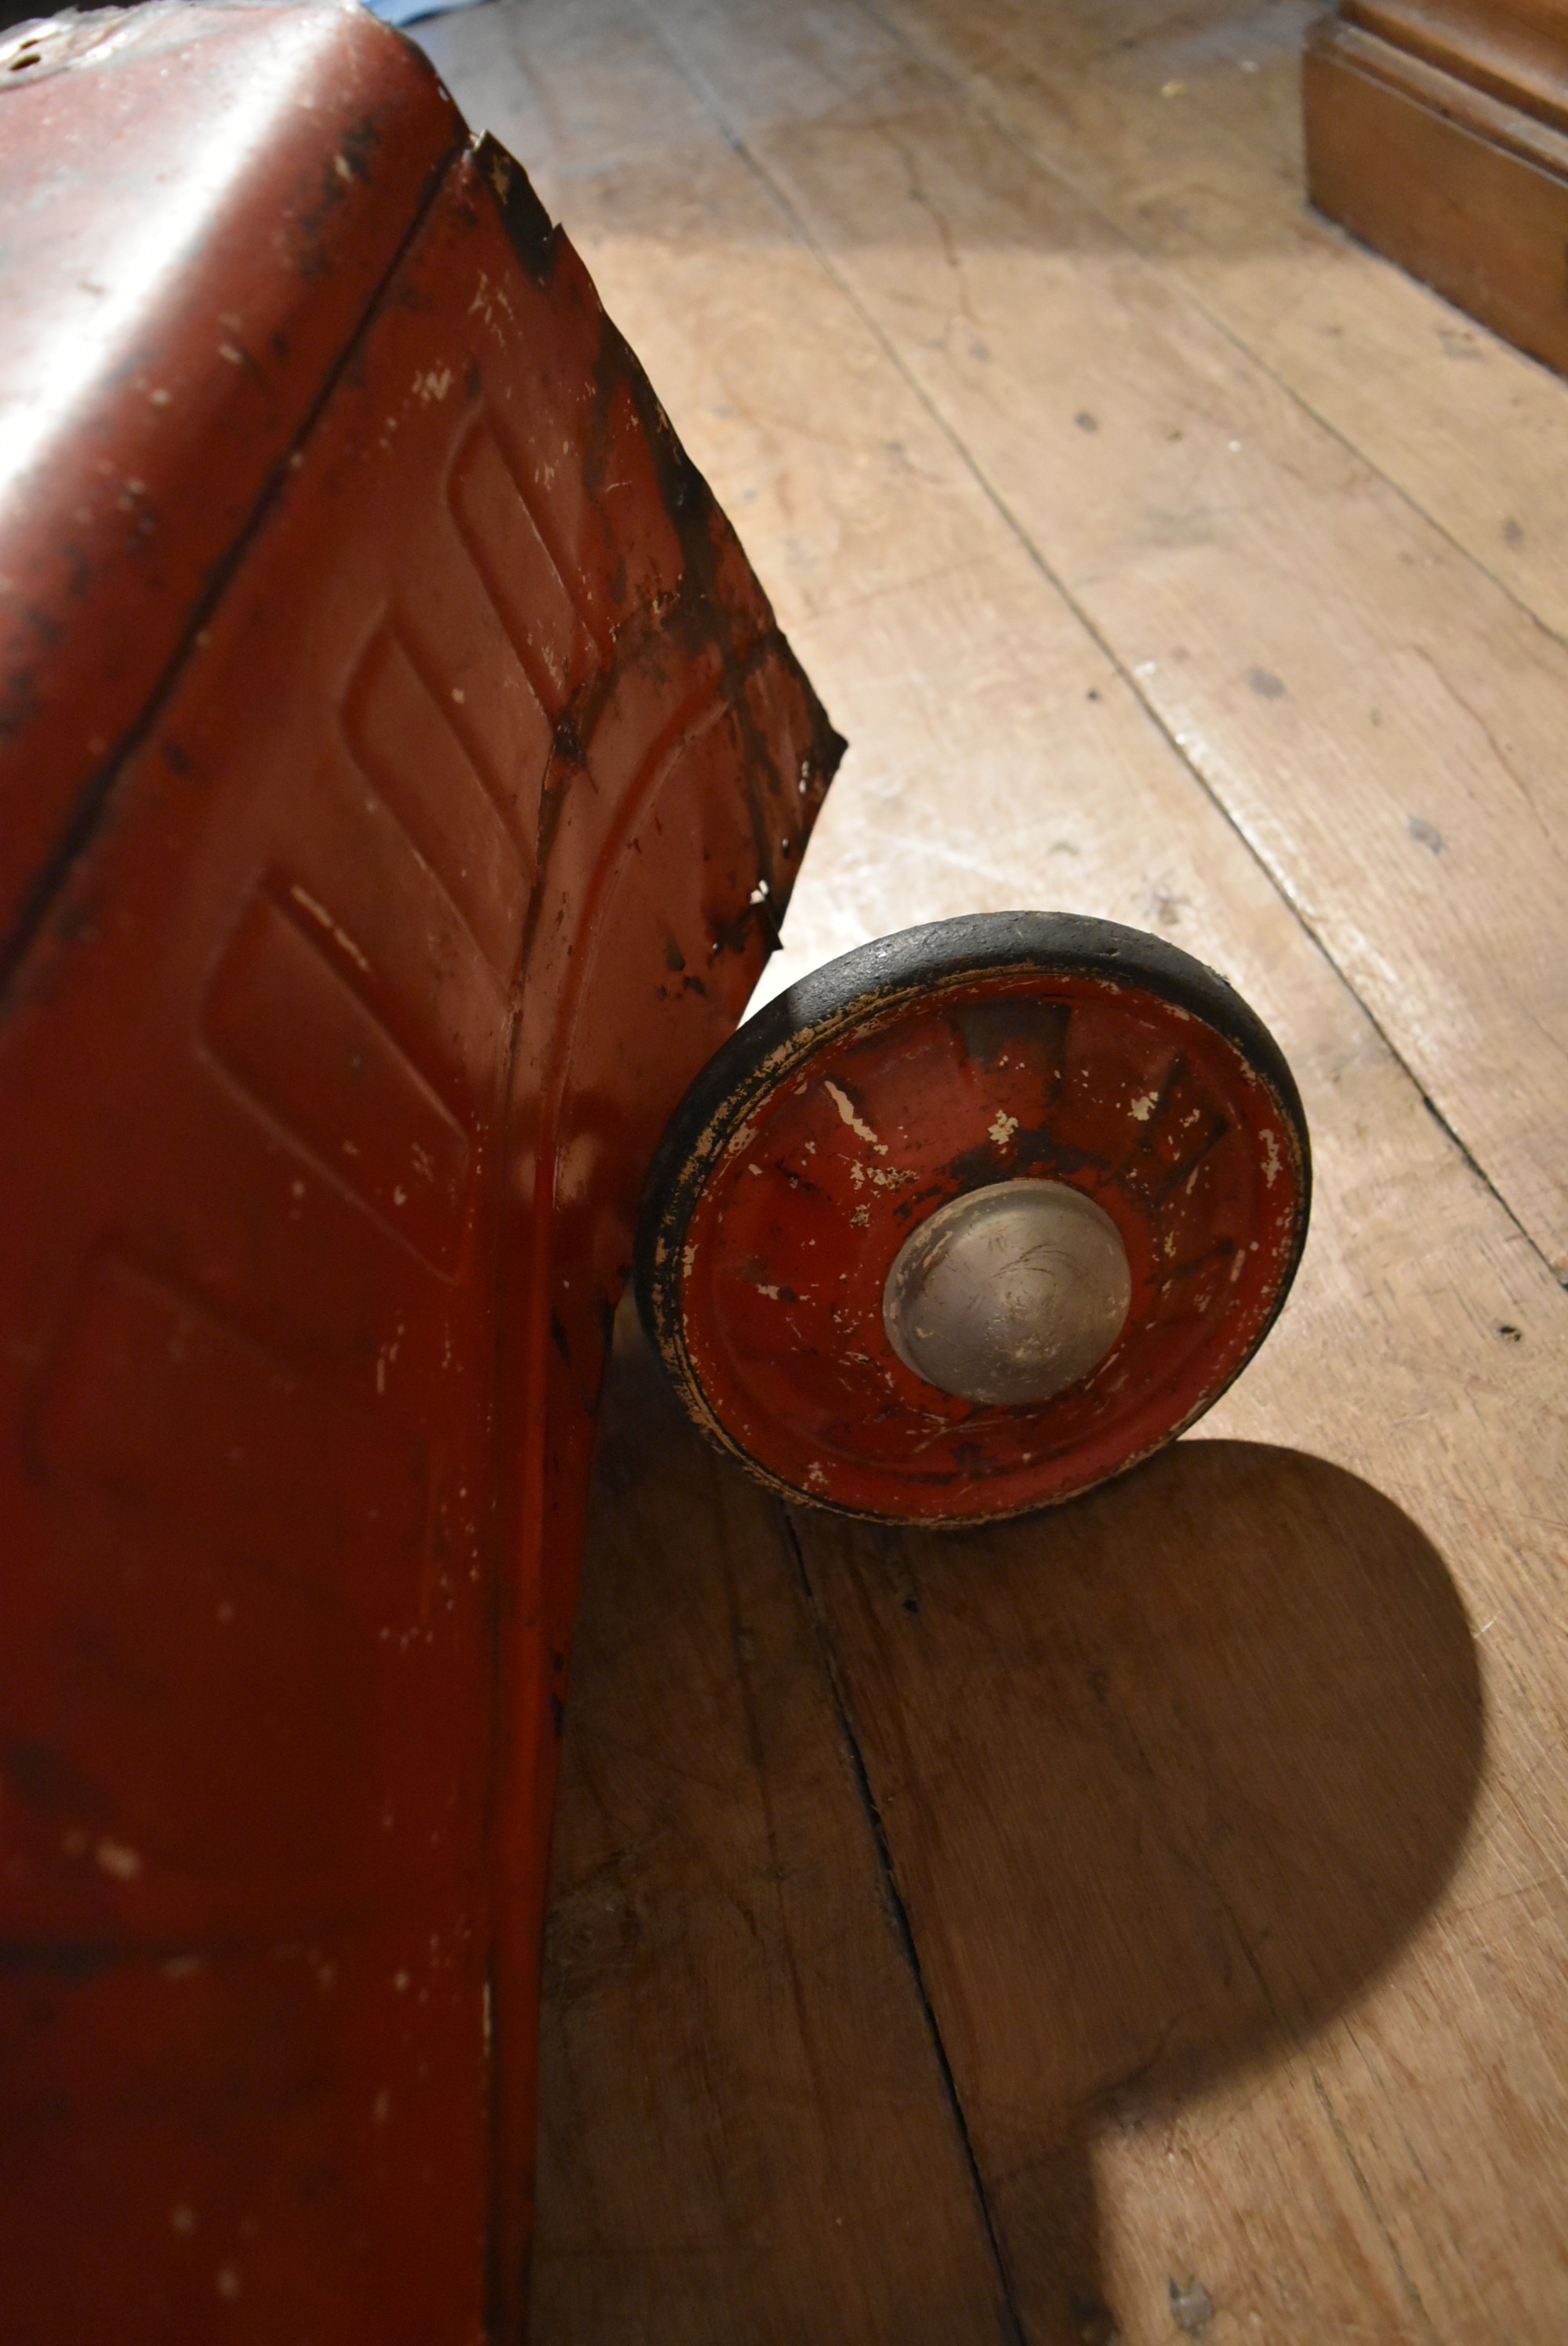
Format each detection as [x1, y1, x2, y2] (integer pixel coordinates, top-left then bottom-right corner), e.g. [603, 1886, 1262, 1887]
[1305, 0, 1568, 376]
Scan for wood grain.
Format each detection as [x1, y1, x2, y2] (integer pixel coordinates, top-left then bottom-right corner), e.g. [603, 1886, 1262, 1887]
[789, 1445, 1492, 2344]
[638, 0, 1568, 1280]
[416, 3, 1568, 2338]
[532, 1315, 1012, 2345]
[866, 0, 1568, 648]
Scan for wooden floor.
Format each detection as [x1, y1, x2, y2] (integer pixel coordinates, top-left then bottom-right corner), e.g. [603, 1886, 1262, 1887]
[419, 2, 1568, 2338]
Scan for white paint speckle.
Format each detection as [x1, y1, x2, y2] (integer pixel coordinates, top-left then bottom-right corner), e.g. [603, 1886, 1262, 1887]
[289, 883, 371, 974]
[1129, 1091, 1158, 1122]
[1260, 1129, 1281, 1186]
[825, 1079, 887, 1153]
[988, 1109, 1018, 1146]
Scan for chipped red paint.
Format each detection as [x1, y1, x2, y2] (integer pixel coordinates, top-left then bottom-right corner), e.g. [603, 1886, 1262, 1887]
[0, 2, 467, 966]
[0, 13, 839, 2341]
[641, 917, 1309, 1525]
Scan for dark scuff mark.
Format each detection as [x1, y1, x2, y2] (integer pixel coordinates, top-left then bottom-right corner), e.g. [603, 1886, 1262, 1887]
[551, 710, 584, 767]
[1169, 2275, 1215, 2334]
[1068, 2287, 1120, 2345]
[0, 1939, 126, 1983]
[0, 662, 41, 745]
[950, 995, 1069, 1085]
[0, 117, 468, 1013]
[296, 108, 387, 265]
[946, 1118, 1099, 1193]
[477, 133, 558, 288]
[582, 293, 845, 938]
[339, 113, 382, 185]
[3, 1739, 97, 1815]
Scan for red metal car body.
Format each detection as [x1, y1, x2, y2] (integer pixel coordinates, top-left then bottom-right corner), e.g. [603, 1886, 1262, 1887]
[0, 8, 839, 2335]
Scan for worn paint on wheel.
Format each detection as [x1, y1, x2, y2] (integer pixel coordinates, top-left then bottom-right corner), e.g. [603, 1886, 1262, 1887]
[638, 914, 1310, 1525]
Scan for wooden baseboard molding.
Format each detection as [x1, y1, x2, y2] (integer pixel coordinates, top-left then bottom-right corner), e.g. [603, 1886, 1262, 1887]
[1305, 7, 1568, 377]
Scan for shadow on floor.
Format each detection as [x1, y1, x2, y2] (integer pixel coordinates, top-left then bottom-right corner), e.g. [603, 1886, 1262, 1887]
[793, 1434, 1485, 2342]
[536, 1322, 1483, 2343]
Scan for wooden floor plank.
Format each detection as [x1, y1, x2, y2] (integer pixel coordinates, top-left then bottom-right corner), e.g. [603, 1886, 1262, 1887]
[787, 1449, 1515, 2344]
[648, 0, 1568, 1283]
[873, 0, 1568, 652]
[530, 1316, 1015, 2345]
[419, 4, 1568, 2337]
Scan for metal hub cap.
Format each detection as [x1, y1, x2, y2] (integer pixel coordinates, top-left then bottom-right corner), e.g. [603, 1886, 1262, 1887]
[883, 1178, 1132, 1407]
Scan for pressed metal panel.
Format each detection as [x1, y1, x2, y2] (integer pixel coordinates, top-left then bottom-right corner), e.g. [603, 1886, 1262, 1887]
[0, 0, 466, 959]
[0, 25, 840, 2336]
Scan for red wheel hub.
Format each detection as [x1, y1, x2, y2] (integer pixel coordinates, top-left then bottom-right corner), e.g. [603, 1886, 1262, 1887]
[639, 917, 1309, 1524]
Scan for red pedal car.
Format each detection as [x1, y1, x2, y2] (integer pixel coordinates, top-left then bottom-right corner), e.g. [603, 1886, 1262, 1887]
[0, 8, 1306, 2337]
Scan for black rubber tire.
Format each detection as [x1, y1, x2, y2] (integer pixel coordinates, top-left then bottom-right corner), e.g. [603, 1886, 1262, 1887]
[635, 910, 1312, 1523]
